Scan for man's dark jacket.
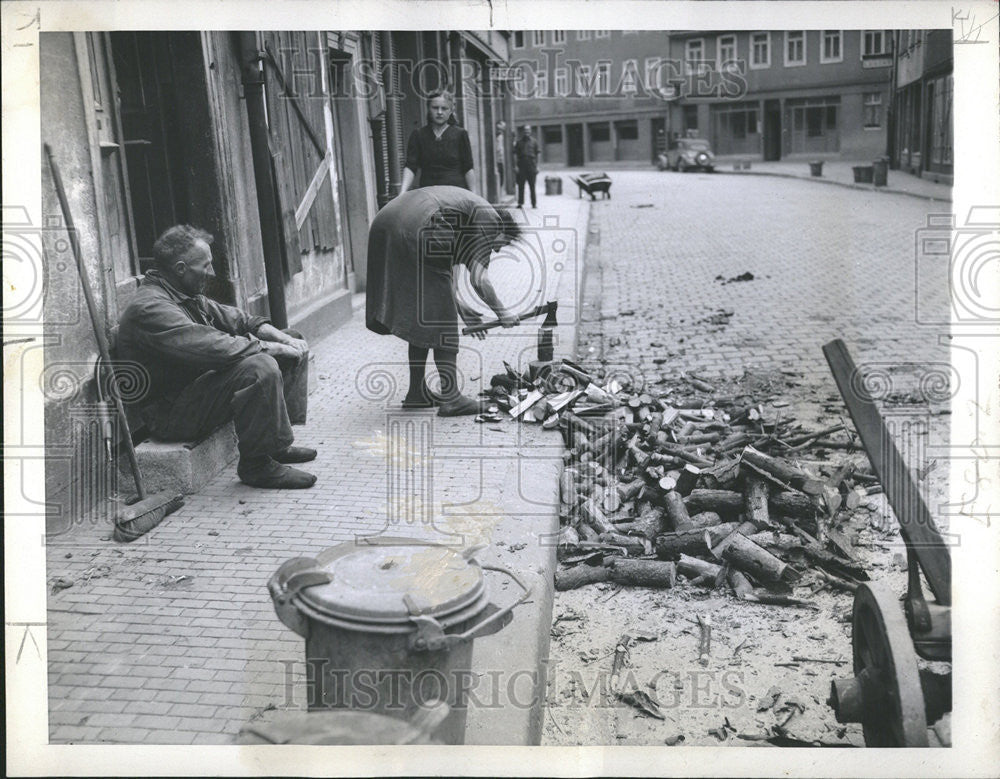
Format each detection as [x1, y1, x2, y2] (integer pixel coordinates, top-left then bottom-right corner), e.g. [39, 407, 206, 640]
[117, 270, 270, 406]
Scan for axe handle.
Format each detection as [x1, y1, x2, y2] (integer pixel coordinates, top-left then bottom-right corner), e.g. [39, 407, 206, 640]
[462, 303, 551, 335]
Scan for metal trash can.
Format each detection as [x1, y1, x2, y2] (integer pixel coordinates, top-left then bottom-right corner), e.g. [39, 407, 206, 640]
[237, 705, 449, 745]
[872, 157, 889, 187]
[809, 161, 824, 177]
[268, 537, 530, 745]
[852, 165, 874, 184]
[544, 175, 563, 196]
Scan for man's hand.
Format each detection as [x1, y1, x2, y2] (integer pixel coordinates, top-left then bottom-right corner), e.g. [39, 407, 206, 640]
[460, 308, 487, 340]
[261, 340, 303, 361]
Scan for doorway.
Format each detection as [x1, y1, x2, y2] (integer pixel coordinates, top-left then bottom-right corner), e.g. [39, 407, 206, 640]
[651, 117, 666, 162]
[763, 99, 782, 161]
[566, 123, 584, 166]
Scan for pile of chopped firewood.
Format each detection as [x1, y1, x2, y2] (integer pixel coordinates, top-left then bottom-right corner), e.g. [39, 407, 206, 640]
[480, 359, 880, 605]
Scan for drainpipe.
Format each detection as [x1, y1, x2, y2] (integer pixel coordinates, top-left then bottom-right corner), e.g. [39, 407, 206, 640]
[237, 31, 288, 329]
[380, 31, 403, 196]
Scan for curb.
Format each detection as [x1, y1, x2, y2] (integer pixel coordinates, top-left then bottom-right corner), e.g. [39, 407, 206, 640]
[718, 168, 952, 203]
[462, 196, 591, 746]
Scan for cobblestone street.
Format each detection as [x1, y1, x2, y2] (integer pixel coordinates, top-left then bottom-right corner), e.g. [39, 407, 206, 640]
[543, 170, 953, 746]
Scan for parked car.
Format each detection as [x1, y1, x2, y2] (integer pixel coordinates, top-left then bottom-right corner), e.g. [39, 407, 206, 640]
[657, 137, 715, 172]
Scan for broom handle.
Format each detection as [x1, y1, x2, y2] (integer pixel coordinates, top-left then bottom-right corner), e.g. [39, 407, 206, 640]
[44, 143, 147, 500]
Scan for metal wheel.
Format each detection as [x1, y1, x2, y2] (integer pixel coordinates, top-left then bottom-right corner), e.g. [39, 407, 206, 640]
[852, 583, 929, 746]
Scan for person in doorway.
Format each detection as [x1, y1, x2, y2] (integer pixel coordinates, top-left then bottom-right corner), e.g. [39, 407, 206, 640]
[117, 225, 317, 489]
[366, 186, 522, 416]
[495, 120, 507, 190]
[399, 90, 476, 194]
[514, 124, 540, 209]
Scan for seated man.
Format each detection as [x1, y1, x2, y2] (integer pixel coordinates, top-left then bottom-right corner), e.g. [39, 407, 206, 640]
[117, 224, 317, 489]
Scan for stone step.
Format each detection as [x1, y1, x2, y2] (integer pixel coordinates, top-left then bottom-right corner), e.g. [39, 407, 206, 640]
[118, 422, 238, 496]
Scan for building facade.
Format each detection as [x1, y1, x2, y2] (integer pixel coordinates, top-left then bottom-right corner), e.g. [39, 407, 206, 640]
[512, 29, 896, 166]
[39, 29, 513, 523]
[890, 29, 953, 183]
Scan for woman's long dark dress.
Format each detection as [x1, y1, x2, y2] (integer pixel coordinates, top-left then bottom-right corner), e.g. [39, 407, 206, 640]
[366, 186, 502, 350]
[405, 124, 475, 189]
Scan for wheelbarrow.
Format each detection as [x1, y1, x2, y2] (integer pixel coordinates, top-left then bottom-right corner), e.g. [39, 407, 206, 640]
[570, 173, 612, 200]
[822, 339, 952, 747]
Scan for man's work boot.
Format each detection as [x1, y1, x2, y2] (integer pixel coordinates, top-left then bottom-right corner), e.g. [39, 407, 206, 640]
[272, 445, 317, 464]
[238, 456, 316, 489]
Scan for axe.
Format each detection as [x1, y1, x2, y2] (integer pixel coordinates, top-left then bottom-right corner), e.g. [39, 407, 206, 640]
[462, 300, 558, 335]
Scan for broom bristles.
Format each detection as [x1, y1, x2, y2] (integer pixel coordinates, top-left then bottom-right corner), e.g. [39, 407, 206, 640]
[113, 494, 185, 543]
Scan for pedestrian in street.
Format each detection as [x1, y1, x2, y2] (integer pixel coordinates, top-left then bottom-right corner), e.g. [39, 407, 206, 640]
[117, 225, 317, 489]
[514, 124, 540, 209]
[399, 90, 476, 194]
[495, 120, 507, 190]
[366, 186, 522, 416]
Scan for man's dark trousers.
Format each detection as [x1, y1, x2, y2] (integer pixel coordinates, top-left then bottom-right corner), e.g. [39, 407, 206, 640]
[516, 166, 537, 208]
[144, 329, 308, 458]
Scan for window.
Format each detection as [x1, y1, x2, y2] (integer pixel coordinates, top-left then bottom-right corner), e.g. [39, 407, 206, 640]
[718, 34, 737, 69]
[785, 31, 805, 66]
[596, 62, 611, 94]
[821, 30, 842, 63]
[554, 67, 568, 97]
[929, 74, 953, 166]
[552, 30, 566, 45]
[615, 120, 639, 141]
[685, 38, 705, 75]
[534, 68, 548, 97]
[595, 30, 610, 39]
[645, 56, 662, 90]
[864, 92, 883, 128]
[589, 122, 610, 142]
[862, 30, 887, 56]
[577, 30, 591, 41]
[751, 32, 770, 68]
[542, 125, 562, 144]
[512, 31, 524, 49]
[621, 59, 639, 94]
[576, 64, 593, 95]
[532, 30, 545, 47]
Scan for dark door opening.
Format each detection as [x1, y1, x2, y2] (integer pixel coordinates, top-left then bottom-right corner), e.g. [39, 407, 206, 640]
[763, 99, 782, 161]
[566, 123, 584, 166]
[651, 117, 666, 162]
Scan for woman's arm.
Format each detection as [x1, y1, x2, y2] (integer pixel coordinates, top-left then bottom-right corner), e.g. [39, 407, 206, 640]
[467, 259, 517, 327]
[399, 167, 415, 194]
[464, 168, 477, 194]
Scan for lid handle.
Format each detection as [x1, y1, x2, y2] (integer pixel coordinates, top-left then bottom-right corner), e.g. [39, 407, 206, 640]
[407, 563, 532, 652]
[268, 556, 333, 638]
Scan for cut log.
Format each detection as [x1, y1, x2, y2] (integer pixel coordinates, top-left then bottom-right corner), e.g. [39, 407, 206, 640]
[727, 568, 754, 599]
[677, 554, 722, 580]
[709, 521, 757, 558]
[597, 532, 647, 557]
[685, 489, 743, 515]
[607, 558, 677, 588]
[617, 478, 646, 502]
[615, 504, 667, 541]
[580, 498, 615, 536]
[768, 492, 818, 519]
[745, 531, 801, 550]
[698, 458, 742, 490]
[556, 525, 580, 546]
[721, 532, 801, 584]
[655, 522, 739, 560]
[555, 565, 610, 590]
[743, 475, 772, 529]
[740, 446, 825, 495]
[560, 469, 580, 506]
[576, 522, 600, 542]
[684, 511, 725, 529]
[675, 464, 702, 496]
[661, 491, 691, 532]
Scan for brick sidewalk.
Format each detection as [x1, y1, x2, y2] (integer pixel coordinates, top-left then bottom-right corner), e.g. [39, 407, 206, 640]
[44, 194, 590, 745]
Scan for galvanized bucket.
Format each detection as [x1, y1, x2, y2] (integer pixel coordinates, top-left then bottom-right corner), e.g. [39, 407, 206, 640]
[268, 537, 530, 745]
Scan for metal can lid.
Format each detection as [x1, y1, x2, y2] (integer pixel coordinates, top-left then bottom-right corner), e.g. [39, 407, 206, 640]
[295, 538, 486, 625]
